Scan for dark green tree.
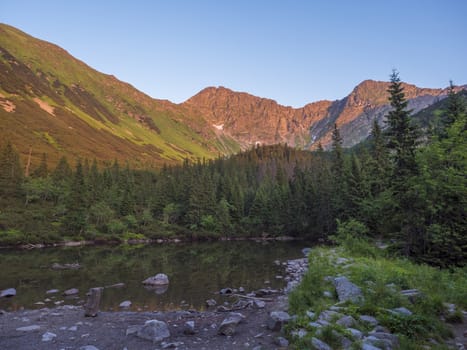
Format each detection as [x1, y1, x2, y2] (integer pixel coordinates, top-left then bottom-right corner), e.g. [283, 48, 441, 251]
[63, 160, 88, 234]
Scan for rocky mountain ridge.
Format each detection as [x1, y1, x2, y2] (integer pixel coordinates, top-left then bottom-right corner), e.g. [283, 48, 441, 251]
[0, 23, 464, 167]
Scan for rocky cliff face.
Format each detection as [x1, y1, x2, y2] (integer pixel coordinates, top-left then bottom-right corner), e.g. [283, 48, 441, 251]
[184, 80, 459, 150]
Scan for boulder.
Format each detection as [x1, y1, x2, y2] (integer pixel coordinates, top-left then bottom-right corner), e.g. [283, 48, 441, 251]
[390, 307, 412, 316]
[0, 288, 16, 298]
[137, 319, 170, 342]
[142, 273, 169, 286]
[333, 276, 364, 303]
[311, 337, 332, 350]
[267, 311, 291, 331]
[218, 313, 245, 336]
[347, 327, 363, 340]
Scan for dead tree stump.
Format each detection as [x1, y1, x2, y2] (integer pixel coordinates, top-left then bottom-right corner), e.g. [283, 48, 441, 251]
[84, 287, 102, 317]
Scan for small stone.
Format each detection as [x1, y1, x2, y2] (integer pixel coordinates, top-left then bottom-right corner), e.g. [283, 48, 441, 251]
[126, 325, 141, 336]
[161, 341, 184, 349]
[68, 326, 78, 331]
[184, 321, 195, 335]
[79, 346, 100, 350]
[309, 322, 322, 329]
[318, 310, 340, 322]
[220, 288, 233, 294]
[253, 300, 266, 309]
[302, 247, 312, 256]
[119, 300, 132, 308]
[275, 336, 289, 347]
[390, 307, 412, 316]
[311, 337, 332, 350]
[0, 288, 16, 298]
[218, 313, 244, 336]
[42, 331, 57, 342]
[46, 289, 59, 294]
[306, 310, 316, 319]
[63, 288, 79, 296]
[238, 287, 245, 293]
[323, 290, 333, 298]
[205, 299, 217, 307]
[267, 311, 291, 331]
[16, 325, 41, 332]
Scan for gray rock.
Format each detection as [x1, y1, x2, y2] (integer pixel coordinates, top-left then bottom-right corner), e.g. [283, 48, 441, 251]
[309, 322, 322, 329]
[119, 300, 132, 308]
[347, 327, 363, 340]
[161, 341, 184, 348]
[336, 257, 350, 265]
[311, 337, 332, 350]
[220, 287, 233, 294]
[1, 288, 16, 298]
[205, 299, 217, 307]
[275, 336, 289, 347]
[79, 346, 100, 350]
[137, 319, 170, 342]
[218, 313, 244, 336]
[390, 307, 412, 316]
[51, 262, 81, 270]
[306, 310, 316, 319]
[336, 315, 357, 327]
[267, 311, 291, 331]
[362, 344, 382, 350]
[183, 321, 195, 335]
[46, 289, 59, 294]
[400, 289, 422, 303]
[323, 290, 333, 298]
[360, 315, 379, 326]
[370, 332, 399, 349]
[333, 276, 364, 303]
[318, 310, 341, 322]
[16, 325, 41, 332]
[63, 288, 79, 296]
[142, 273, 169, 286]
[126, 325, 141, 336]
[253, 300, 266, 309]
[302, 247, 312, 256]
[42, 331, 57, 342]
[341, 337, 353, 349]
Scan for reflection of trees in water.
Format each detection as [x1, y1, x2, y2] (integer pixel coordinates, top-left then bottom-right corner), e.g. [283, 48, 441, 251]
[0, 241, 304, 311]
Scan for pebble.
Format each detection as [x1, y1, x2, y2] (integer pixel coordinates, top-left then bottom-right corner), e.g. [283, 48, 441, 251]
[42, 331, 57, 342]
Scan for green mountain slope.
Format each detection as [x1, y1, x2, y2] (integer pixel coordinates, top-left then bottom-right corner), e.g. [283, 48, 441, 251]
[0, 23, 238, 167]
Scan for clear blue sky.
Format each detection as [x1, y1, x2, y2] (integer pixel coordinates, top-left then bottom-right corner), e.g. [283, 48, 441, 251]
[1, 0, 466, 107]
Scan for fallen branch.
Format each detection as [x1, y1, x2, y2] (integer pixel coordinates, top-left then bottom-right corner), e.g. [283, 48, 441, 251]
[229, 293, 274, 302]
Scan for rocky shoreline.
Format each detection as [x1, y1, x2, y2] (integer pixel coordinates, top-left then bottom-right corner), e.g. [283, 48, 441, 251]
[0, 250, 309, 350]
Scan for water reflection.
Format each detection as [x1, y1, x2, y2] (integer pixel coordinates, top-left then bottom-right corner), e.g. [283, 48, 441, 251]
[0, 240, 306, 311]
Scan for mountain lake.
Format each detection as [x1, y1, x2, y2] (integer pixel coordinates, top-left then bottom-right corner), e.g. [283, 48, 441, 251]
[0, 240, 307, 312]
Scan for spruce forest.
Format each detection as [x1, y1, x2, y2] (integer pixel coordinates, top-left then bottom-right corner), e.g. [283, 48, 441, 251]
[1, 72, 466, 267]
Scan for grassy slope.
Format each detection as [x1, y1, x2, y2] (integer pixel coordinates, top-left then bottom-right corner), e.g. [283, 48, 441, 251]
[288, 238, 466, 349]
[0, 23, 239, 167]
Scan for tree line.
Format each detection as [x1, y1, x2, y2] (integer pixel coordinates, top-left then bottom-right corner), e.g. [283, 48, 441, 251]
[0, 71, 465, 266]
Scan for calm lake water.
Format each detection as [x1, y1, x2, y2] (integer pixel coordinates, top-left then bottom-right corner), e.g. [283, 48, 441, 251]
[0, 240, 307, 312]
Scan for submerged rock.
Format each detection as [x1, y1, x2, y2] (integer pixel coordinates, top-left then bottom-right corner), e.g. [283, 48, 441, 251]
[142, 273, 169, 286]
[0, 288, 16, 298]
